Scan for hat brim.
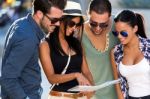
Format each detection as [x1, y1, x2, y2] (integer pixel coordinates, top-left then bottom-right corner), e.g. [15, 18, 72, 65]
[63, 13, 87, 20]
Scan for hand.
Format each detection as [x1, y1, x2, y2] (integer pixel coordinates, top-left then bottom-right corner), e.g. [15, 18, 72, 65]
[75, 73, 91, 85]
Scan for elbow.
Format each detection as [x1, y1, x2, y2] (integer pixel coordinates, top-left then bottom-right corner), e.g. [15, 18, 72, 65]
[48, 79, 55, 84]
[47, 75, 58, 84]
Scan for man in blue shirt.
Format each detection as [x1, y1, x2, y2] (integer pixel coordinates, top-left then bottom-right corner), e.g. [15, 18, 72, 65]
[0, 0, 66, 99]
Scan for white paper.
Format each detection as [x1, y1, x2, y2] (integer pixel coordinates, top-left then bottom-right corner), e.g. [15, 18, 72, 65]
[68, 79, 121, 92]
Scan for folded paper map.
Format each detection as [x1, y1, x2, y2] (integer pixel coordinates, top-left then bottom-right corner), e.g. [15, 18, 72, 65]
[68, 79, 121, 92]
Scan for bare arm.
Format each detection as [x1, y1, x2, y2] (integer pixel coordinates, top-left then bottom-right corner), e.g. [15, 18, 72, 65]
[80, 47, 95, 99]
[39, 41, 81, 84]
[110, 48, 124, 99]
[81, 50, 94, 86]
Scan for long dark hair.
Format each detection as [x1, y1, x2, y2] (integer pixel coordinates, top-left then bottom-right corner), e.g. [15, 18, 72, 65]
[48, 15, 84, 56]
[114, 10, 147, 38]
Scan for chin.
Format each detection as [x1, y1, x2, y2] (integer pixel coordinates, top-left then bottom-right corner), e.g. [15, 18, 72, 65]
[121, 41, 127, 45]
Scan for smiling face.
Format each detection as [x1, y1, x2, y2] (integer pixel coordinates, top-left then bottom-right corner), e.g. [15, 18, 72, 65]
[89, 11, 110, 35]
[114, 21, 138, 45]
[65, 16, 82, 36]
[40, 7, 63, 33]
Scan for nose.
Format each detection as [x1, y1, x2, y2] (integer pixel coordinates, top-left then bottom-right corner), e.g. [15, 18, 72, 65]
[118, 33, 122, 39]
[53, 21, 60, 26]
[95, 26, 102, 31]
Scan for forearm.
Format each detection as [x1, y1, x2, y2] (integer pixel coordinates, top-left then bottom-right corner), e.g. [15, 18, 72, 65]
[47, 72, 79, 84]
[116, 83, 124, 99]
[83, 72, 94, 85]
[0, 77, 27, 99]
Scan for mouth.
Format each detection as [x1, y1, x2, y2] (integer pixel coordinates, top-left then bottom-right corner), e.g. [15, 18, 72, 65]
[49, 26, 56, 32]
[91, 29, 103, 35]
[120, 39, 125, 43]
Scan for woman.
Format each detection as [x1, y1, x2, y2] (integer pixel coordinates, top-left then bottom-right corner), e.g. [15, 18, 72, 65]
[39, 0, 94, 99]
[111, 10, 150, 99]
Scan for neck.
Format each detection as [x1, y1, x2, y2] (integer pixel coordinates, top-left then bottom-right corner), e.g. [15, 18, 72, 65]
[124, 35, 139, 49]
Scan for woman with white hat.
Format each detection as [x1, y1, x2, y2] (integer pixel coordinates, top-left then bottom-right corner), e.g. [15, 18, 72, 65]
[39, 0, 94, 99]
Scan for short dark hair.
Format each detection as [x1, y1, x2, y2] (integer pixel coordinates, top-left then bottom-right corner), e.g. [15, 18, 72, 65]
[49, 0, 67, 10]
[33, 0, 52, 14]
[89, 0, 111, 16]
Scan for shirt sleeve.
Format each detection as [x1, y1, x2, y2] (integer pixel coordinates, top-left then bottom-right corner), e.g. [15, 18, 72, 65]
[0, 31, 35, 99]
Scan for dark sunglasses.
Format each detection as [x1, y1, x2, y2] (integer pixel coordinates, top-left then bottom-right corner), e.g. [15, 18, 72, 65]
[45, 14, 62, 24]
[89, 20, 108, 29]
[112, 31, 128, 37]
[68, 21, 82, 28]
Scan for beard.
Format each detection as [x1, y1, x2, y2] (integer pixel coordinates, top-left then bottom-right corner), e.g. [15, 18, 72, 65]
[40, 20, 49, 34]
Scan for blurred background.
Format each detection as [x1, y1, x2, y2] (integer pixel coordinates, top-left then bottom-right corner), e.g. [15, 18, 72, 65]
[0, 0, 150, 99]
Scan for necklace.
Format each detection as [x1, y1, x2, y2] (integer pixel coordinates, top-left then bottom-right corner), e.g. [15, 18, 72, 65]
[91, 33, 109, 53]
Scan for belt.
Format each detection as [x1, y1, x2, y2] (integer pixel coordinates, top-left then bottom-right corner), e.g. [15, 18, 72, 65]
[49, 91, 85, 99]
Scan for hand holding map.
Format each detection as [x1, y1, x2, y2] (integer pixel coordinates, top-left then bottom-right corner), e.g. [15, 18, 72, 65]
[68, 79, 121, 92]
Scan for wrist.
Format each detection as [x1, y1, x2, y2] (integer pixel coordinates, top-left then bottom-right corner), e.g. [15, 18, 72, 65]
[74, 72, 80, 78]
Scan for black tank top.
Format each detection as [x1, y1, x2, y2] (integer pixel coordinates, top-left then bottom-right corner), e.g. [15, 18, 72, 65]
[46, 34, 82, 92]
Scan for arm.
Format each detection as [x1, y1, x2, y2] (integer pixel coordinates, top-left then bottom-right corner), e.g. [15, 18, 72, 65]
[80, 47, 95, 99]
[110, 48, 124, 99]
[81, 50, 94, 86]
[0, 35, 35, 99]
[39, 41, 82, 84]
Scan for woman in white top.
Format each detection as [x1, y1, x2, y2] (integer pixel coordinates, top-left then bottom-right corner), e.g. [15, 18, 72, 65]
[111, 10, 150, 99]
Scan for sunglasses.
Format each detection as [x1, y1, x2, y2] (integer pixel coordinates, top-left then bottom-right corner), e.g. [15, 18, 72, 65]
[68, 21, 81, 28]
[89, 20, 108, 29]
[45, 14, 62, 24]
[112, 31, 128, 37]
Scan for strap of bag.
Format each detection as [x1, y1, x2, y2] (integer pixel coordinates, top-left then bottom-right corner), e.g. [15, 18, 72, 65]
[49, 49, 71, 91]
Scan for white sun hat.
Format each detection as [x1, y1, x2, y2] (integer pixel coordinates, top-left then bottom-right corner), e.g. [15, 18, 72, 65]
[63, 0, 86, 19]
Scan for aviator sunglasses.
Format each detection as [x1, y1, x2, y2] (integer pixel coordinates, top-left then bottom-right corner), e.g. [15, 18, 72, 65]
[68, 21, 82, 28]
[112, 31, 128, 37]
[45, 14, 62, 24]
[89, 20, 108, 29]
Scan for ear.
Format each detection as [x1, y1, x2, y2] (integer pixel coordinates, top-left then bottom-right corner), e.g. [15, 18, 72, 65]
[133, 25, 138, 33]
[36, 10, 44, 19]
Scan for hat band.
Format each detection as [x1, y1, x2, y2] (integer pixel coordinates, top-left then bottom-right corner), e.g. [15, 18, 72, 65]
[64, 9, 82, 15]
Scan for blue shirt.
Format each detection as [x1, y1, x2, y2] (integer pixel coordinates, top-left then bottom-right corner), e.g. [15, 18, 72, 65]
[0, 14, 44, 99]
[113, 36, 150, 99]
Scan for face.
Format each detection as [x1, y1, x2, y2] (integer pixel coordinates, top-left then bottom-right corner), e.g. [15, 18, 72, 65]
[66, 17, 81, 36]
[113, 21, 137, 45]
[40, 7, 63, 34]
[89, 11, 110, 35]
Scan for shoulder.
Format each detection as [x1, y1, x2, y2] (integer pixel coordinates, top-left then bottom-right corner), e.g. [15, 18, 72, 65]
[40, 39, 50, 52]
[139, 36, 150, 48]
[40, 39, 49, 49]
[11, 16, 32, 38]
[139, 37, 150, 58]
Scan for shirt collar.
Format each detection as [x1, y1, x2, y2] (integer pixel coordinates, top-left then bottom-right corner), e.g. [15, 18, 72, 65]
[138, 35, 145, 52]
[27, 13, 45, 41]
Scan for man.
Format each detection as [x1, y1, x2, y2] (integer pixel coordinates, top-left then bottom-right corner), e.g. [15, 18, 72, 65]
[0, 0, 66, 99]
[82, 0, 118, 99]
